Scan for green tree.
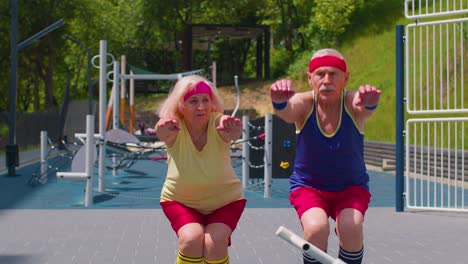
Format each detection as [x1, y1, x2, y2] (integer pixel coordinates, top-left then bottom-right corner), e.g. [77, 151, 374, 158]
[0, 1, 11, 112]
[309, 0, 364, 47]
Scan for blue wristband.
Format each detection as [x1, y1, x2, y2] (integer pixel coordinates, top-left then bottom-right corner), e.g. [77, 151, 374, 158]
[365, 104, 378, 111]
[272, 101, 288, 111]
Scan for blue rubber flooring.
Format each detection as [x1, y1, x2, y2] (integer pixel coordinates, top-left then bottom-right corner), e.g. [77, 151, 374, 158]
[0, 156, 396, 210]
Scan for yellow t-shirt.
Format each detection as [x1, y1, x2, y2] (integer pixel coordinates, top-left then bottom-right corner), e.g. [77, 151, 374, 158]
[160, 112, 244, 215]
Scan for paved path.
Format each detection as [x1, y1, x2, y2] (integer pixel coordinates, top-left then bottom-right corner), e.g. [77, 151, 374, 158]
[0, 151, 467, 263]
[0, 208, 467, 263]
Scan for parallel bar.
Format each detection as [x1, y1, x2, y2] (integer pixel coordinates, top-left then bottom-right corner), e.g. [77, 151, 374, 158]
[56, 172, 89, 181]
[275, 226, 346, 264]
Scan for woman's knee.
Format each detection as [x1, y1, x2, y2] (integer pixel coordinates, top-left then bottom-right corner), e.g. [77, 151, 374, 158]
[204, 223, 231, 249]
[178, 224, 205, 251]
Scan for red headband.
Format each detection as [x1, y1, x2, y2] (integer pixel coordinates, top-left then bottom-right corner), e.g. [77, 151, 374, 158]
[183, 81, 213, 101]
[308, 55, 347, 73]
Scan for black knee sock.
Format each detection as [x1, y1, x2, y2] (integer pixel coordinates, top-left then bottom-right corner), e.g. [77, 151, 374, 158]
[303, 252, 321, 264]
[338, 246, 363, 264]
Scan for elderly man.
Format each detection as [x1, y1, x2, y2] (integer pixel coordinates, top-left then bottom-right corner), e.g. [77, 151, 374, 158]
[269, 48, 381, 264]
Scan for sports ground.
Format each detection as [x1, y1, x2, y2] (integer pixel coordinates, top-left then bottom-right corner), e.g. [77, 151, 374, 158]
[0, 149, 467, 263]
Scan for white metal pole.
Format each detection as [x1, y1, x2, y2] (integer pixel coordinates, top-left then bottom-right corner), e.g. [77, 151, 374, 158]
[112, 67, 119, 177]
[276, 226, 346, 264]
[120, 55, 126, 127]
[40, 131, 48, 183]
[264, 114, 272, 198]
[84, 115, 94, 207]
[98, 40, 107, 192]
[129, 70, 135, 134]
[113, 61, 120, 129]
[242, 115, 250, 189]
[232, 75, 240, 117]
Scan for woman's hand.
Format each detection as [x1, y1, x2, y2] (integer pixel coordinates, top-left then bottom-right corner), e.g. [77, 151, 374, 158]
[216, 115, 242, 142]
[155, 118, 180, 145]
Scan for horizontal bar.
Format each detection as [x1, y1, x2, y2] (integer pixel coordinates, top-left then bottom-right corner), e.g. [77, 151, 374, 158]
[407, 109, 468, 115]
[121, 74, 180, 80]
[407, 17, 468, 27]
[121, 69, 204, 81]
[406, 205, 468, 213]
[405, 9, 468, 20]
[75, 133, 103, 140]
[56, 172, 90, 181]
[406, 117, 468, 123]
[18, 19, 65, 50]
[275, 226, 345, 264]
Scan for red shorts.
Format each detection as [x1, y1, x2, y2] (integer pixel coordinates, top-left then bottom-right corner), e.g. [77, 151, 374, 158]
[160, 199, 247, 234]
[289, 186, 371, 220]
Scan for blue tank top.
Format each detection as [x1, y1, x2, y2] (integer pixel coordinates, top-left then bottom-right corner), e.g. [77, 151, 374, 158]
[290, 91, 369, 192]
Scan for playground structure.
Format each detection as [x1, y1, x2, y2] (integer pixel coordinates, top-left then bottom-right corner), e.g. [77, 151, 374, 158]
[27, 131, 81, 187]
[36, 5, 468, 215]
[36, 113, 287, 206]
[28, 39, 297, 207]
[29, 0, 468, 214]
[103, 54, 212, 135]
[103, 128, 166, 175]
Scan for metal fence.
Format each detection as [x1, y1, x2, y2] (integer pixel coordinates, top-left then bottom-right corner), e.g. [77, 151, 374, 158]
[403, 0, 468, 212]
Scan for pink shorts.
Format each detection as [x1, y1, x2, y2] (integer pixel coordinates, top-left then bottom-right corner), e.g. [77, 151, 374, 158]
[160, 199, 247, 234]
[289, 186, 371, 220]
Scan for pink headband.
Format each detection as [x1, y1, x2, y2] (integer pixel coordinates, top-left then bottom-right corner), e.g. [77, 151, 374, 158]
[183, 81, 213, 101]
[308, 55, 347, 73]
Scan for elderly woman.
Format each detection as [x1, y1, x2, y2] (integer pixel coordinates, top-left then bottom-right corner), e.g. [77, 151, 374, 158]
[155, 75, 245, 264]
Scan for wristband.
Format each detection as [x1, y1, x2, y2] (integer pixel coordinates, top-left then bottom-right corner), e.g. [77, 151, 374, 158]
[272, 101, 288, 111]
[364, 104, 378, 111]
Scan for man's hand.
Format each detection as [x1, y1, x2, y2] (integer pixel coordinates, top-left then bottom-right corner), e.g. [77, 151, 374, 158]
[270, 79, 296, 103]
[355, 84, 381, 108]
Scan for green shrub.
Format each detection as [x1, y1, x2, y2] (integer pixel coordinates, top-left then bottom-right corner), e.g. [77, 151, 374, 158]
[286, 51, 311, 84]
[269, 48, 294, 79]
